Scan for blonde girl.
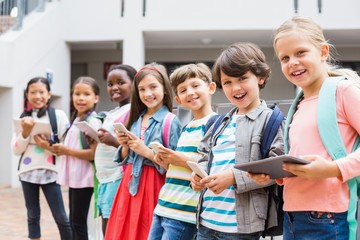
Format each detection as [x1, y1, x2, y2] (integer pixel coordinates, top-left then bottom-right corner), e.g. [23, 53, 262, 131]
[54, 76, 102, 240]
[252, 16, 360, 239]
[105, 63, 182, 240]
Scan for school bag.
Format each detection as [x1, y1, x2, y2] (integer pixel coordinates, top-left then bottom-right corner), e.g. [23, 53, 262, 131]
[207, 104, 285, 238]
[162, 112, 176, 148]
[284, 76, 360, 240]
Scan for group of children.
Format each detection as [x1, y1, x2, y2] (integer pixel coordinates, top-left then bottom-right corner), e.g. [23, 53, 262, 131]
[11, 16, 360, 240]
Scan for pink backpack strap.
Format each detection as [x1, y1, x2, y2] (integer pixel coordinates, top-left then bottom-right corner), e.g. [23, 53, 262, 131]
[162, 112, 176, 148]
[114, 109, 130, 124]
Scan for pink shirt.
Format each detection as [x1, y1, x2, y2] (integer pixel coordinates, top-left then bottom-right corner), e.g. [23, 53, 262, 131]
[57, 115, 102, 188]
[283, 81, 360, 212]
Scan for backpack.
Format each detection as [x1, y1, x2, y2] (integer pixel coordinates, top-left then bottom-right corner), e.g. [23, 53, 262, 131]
[162, 112, 176, 148]
[285, 76, 360, 240]
[207, 105, 285, 238]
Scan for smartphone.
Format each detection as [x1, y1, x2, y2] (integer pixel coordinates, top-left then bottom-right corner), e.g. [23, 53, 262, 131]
[187, 161, 208, 179]
[149, 141, 164, 153]
[113, 122, 132, 139]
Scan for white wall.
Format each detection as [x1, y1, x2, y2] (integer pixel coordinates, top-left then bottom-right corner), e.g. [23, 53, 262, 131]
[1, 0, 360, 186]
[0, 87, 12, 186]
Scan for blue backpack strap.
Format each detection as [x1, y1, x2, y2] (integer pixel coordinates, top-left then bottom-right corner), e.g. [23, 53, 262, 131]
[47, 107, 59, 165]
[284, 91, 304, 154]
[318, 76, 360, 240]
[210, 114, 226, 140]
[47, 107, 59, 144]
[204, 114, 219, 133]
[261, 105, 285, 159]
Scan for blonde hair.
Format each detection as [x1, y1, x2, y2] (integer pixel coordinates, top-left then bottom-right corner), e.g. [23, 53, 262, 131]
[274, 16, 360, 84]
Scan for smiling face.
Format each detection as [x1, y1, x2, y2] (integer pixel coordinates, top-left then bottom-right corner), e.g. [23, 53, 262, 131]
[175, 77, 216, 117]
[72, 83, 99, 117]
[107, 69, 132, 105]
[26, 81, 51, 110]
[138, 75, 164, 113]
[220, 70, 263, 115]
[275, 32, 329, 97]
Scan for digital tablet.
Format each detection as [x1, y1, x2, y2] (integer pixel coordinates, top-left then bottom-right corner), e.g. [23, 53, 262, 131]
[73, 121, 100, 142]
[13, 119, 52, 144]
[187, 161, 208, 178]
[234, 155, 310, 179]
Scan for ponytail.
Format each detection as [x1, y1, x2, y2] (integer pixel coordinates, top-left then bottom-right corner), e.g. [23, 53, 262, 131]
[327, 66, 360, 85]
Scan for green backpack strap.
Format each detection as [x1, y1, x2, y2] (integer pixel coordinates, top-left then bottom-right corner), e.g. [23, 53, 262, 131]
[284, 90, 304, 154]
[79, 113, 102, 218]
[318, 76, 359, 240]
[318, 77, 348, 159]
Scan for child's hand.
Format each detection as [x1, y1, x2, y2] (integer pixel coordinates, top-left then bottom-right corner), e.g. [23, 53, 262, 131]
[157, 147, 188, 167]
[125, 132, 155, 160]
[21, 117, 35, 138]
[84, 134, 96, 146]
[202, 170, 235, 195]
[247, 172, 272, 185]
[52, 143, 69, 156]
[33, 134, 50, 150]
[190, 172, 206, 192]
[98, 128, 118, 147]
[115, 130, 131, 149]
[283, 155, 341, 179]
[153, 153, 169, 170]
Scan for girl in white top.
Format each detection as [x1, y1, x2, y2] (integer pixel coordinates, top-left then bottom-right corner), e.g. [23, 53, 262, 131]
[12, 77, 72, 240]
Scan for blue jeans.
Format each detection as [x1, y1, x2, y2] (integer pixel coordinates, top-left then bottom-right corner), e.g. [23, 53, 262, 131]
[283, 211, 349, 240]
[21, 181, 72, 239]
[196, 225, 261, 240]
[148, 214, 197, 240]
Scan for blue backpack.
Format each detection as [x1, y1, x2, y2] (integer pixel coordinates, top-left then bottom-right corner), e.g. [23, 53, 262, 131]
[206, 105, 285, 237]
[285, 76, 360, 240]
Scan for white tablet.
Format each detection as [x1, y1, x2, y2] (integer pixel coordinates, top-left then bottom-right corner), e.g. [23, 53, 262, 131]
[13, 118, 52, 143]
[73, 121, 100, 142]
[234, 155, 310, 179]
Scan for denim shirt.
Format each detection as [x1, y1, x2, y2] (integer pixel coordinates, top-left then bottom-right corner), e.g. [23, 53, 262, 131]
[196, 100, 285, 233]
[114, 105, 182, 196]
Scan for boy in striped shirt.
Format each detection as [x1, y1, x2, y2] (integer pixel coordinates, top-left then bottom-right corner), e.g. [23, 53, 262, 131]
[148, 63, 216, 239]
[190, 43, 284, 239]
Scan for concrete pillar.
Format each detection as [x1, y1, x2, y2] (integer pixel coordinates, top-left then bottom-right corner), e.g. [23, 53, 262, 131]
[122, 30, 145, 71]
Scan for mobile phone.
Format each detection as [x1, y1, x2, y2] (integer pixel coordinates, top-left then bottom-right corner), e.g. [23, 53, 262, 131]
[113, 122, 127, 133]
[187, 161, 208, 178]
[149, 141, 163, 153]
[113, 122, 132, 139]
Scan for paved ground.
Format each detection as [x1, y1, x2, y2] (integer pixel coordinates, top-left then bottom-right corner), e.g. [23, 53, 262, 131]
[0, 185, 66, 240]
[0, 185, 281, 240]
[0, 184, 104, 240]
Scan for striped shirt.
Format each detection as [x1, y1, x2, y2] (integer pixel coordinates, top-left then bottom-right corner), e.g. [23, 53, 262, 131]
[94, 104, 130, 184]
[200, 114, 238, 233]
[154, 114, 215, 224]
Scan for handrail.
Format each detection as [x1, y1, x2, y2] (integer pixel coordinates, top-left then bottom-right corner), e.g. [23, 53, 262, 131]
[0, 0, 50, 35]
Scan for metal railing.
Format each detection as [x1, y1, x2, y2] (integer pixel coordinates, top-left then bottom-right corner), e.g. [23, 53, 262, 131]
[0, 0, 49, 35]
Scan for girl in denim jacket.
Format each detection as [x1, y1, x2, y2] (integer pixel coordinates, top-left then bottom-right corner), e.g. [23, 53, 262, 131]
[105, 63, 182, 240]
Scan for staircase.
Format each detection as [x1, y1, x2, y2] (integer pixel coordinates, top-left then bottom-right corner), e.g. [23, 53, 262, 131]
[0, 15, 15, 34]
